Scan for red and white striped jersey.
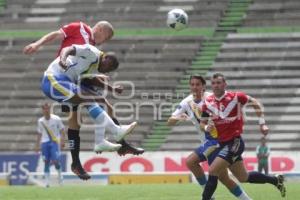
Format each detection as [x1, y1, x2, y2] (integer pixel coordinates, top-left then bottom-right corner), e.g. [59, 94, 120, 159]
[202, 91, 249, 142]
[57, 21, 95, 56]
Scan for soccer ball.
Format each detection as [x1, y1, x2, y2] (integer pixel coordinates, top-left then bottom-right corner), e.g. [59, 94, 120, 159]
[166, 8, 188, 31]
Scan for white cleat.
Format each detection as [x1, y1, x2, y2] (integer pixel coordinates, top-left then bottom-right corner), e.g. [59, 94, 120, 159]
[94, 139, 122, 153]
[115, 121, 137, 142]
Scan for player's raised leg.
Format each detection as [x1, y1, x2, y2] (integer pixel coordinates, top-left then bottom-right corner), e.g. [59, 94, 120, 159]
[229, 160, 286, 198]
[69, 93, 137, 152]
[111, 109, 144, 156]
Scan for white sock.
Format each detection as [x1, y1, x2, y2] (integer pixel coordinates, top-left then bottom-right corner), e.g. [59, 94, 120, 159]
[94, 126, 105, 144]
[45, 172, 50, 186]
[238, 191, 252, 200]
[57, 168, 62, 183]
[94, 111, 119, 135]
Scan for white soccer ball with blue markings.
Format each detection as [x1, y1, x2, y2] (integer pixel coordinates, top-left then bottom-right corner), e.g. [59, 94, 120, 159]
[167, 8, 188, 31]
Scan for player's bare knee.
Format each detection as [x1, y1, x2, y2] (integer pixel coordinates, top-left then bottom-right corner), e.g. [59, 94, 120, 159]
[208, 167, 219, 176]
[185, 157, 197, 169]
[68, 115, 81, 129]
[68, 121, 80, 130]
[236, 174, 248, 182]
[51, 160, 58, 165]
[186, 154, 201, 170]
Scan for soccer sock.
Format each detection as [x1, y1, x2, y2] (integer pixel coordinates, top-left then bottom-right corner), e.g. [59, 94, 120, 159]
[113, 118, 128, 144]
[231, 185, 243, 197]
[94, 126, 105, 144]
[230, 185, 251, 200]
[247, 171, 277, 186]
[44, 161, 50, 186]
[45, 172, 50, 187]
[86, 103, 120, 134]
[54, 162, 62, 182]
[54, 162, 61, 170]
[68, 129, 80, 165]
[44, 161, 50, 174]
[238, 192, 252, 200]
[202, 175, 218, 200]
[196, 175, 207, 189]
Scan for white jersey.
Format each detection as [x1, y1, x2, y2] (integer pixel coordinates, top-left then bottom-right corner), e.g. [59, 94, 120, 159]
[37, 114, 65, 143]
[45, 44, 103, 83]
[172, 92, 211, 142]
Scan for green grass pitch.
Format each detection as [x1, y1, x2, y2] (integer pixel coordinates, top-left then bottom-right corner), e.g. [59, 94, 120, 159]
[0, 182, 298, 200]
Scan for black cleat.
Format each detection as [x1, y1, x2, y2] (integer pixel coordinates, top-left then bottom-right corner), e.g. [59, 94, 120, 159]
[71, 163, 91, 181]
[117, 140, 145, 156]
[276, 174, 286, 197]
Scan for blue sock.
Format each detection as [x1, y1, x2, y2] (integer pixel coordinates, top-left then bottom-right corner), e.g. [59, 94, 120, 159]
[54, 162, 61, 170]
[248, 171, 277, 185]
[44, 162, 50, 174]
[86, 103, 104, 119]
[231, 185, 243, 197]
[202, 175, 218, 200]
[196, 175, 207, 187]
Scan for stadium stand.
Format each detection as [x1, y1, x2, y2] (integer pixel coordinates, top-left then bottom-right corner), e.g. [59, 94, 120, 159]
[0, 0, 228, 30]
[244, 0, 300, 27]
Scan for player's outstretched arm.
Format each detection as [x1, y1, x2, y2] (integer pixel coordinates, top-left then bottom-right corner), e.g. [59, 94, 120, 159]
[23, 30, 64, 55]
[167, 113, 189, 126]
[248, 96, 269, 135]
[59, 46, 76, 70]
[94, 76, 122, 93]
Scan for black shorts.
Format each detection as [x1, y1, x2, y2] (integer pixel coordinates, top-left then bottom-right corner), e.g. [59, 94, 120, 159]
[217, 137, 244, 165]
[61, 103, 105, 113]
[61, 104, 78, 112]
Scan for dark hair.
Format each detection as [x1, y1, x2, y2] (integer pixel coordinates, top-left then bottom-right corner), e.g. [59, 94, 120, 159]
[212, 72, 226, 82]
[189, 75, 206, 85]
[104, 51, 119, 70]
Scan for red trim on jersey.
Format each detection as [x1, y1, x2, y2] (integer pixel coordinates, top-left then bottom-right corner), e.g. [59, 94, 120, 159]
[57, 21, 95, 56]
[202, 91, 249, 142]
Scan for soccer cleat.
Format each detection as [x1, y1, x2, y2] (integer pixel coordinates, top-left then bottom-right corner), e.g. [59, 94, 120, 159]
[117, 140, 145, 156]
[115, 121, 138, 142]
[276, 174, 286, 197]
[94, 139, 122, 154]
[71, 163, 91, 181]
